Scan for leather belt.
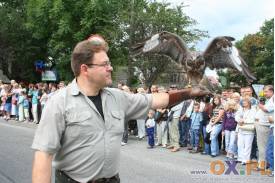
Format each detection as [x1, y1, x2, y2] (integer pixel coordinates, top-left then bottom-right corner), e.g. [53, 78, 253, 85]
[56, 170, 120, 183]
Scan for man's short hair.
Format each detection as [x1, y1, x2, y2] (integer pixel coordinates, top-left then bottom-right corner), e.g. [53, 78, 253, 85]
[71, 35, 108, 77]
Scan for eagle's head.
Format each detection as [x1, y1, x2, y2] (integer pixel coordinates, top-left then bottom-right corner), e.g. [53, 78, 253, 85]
[185, 52, 205, 72]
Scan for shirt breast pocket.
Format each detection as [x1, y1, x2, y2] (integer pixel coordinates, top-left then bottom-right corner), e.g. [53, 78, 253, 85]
[66, 111, 93, 138]
[110, 110, 124, 134]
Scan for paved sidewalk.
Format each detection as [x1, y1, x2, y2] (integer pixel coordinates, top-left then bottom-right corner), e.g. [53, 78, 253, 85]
[0, 117, 37, 129]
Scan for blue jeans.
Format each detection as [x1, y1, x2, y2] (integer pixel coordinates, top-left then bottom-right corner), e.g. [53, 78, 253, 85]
[178, 119, 191, 145]
[224, 130, 237, 155]
[266, 128, 274, 171]
[210, 124, 222, 156]
[190, 128, 200, 148]
[147, 127, 155, 147]
[202, 125, 211, 154]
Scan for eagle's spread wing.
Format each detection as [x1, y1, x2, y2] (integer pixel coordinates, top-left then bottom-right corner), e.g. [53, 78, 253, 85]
[203, 36, 256, 82]
[132, 31, 192, 64]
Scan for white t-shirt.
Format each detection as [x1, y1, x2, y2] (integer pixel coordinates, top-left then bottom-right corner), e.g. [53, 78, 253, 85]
[255, 95, 274, 126]
[146, 118, 155, 128]
[235, 107, 256, 134]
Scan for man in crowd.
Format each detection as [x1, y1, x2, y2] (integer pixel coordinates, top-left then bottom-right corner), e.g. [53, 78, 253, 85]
[31, 34, 209, 183]
[117, 81, 125, 90]
[179, 99, 193, 148]
[255, 85, 274, 171]
[150, 85, 158, 93]
[167, 85, 183, 152]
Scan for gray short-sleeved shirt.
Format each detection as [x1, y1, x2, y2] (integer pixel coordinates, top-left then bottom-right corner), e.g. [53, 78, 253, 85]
[32, 79, 152, 182]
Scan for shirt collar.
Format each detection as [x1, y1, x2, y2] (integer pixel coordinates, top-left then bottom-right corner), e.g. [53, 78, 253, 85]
[70, 79, 81, 96]
[70, 78, 111, 96]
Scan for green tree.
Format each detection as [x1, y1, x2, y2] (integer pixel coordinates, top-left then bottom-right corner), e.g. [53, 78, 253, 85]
[0, 0, 42, 82]
[25, 0, 130, 81]
[231, 19, 274, 86]
[1, 0, 207, 84]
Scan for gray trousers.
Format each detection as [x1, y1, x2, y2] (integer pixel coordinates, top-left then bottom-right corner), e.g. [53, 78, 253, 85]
[156, 121, 168, 145]
[137, 119, 145, 138]
[168, 117, 180, 148]
[255, 123, 270, 166]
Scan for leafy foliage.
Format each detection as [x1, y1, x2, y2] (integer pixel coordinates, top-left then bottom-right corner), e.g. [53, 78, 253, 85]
[228, 18, 274, 86]
[4, 0, 271, 88]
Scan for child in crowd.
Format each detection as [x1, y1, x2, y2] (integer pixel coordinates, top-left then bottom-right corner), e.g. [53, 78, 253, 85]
[222, 99, 238, 159]
[146, 110, 156, 149]
[23, 92, 30, 122]
[189, 103, 203, 153]
[40, 89, 48, 112]
[31, 85, 39, 123]
[17, 91, 25, 121]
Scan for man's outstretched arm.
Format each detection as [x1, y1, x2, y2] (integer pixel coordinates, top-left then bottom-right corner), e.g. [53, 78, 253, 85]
[151, 86, 210, 109]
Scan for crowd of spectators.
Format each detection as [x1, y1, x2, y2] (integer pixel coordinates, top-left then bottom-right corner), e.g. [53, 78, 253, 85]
[117, 82, 274, 177]
[0, 79, 65, 123]
[1, 79, 273, 177]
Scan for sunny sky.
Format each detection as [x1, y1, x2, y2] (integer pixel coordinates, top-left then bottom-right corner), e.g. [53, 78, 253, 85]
[161, 0, 274, 50]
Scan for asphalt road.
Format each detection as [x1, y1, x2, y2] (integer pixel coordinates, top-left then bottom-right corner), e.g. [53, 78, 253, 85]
[0, 119, 273, 183]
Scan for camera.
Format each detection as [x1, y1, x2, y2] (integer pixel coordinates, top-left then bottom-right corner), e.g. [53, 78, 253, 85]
[259, 97, 266, 104]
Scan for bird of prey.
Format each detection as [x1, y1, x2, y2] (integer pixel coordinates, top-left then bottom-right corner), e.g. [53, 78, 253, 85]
[132, 31, 256, 88]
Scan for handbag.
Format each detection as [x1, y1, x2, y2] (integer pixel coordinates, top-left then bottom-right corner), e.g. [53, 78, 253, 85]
[238, 109, 255, 132]
[239, 118, 255, 131]
[206, 123, 213, 133]
[238, 124, 255, 131]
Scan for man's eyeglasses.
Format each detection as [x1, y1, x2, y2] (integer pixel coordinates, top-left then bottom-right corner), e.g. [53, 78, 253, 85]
[85, 61, 112, 68]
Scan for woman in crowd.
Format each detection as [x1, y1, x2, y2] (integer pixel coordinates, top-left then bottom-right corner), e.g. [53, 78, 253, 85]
[209, 95, 224, 157]
[230, 92, 241, 107]
[201, 96, 212, 155]
[31, 85, 39, 123]
[235, 97, 256, 165]
[11, 83, 21, 120]
[222, 99, 238, 159]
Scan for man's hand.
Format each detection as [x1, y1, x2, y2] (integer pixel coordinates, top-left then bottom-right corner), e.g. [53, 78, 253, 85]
[268, 116, 274, 124]
[238, 120, 244, 126]
[180, 114, 187, 121]
[167, 85, 211, 108]
[258, 103, 266, 111]
[190, 85, 211, 98]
